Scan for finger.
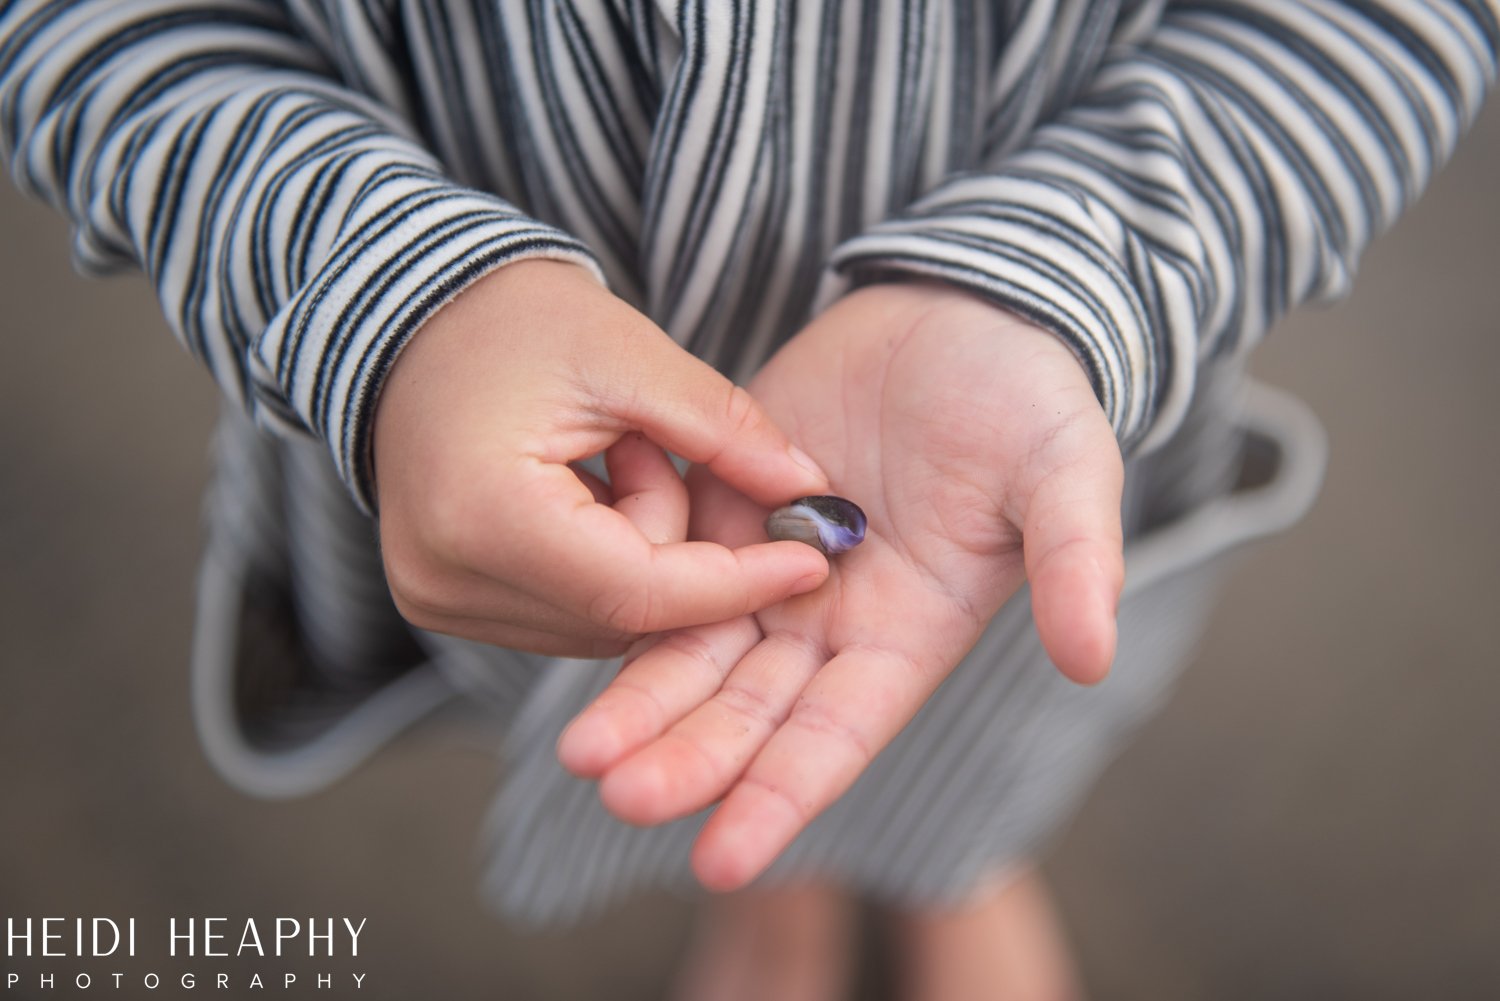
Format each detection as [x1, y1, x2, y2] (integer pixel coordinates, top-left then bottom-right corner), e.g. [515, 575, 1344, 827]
[407, 610, 632, 660]
[480, 463, 829, 633]
[596, 633, 826, 825]
[604, 338, 829, 507]
[603, 536, 829, 632]
[523, 468, 829, 619]
[689, 644, 943, 891]
[386, 547, 618, 639]
[556, 615, 763, 778]
[569, 462, 613, 505]
[1022, 448, 1125, 686]
[605, 432, 688, 544]
[686, 463, 775, 548]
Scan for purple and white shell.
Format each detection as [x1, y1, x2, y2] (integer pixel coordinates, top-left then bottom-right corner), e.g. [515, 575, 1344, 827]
[765, 495, 867, 555]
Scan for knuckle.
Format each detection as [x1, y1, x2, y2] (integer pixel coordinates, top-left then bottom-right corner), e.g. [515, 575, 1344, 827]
[654, 630, 724, 677]
[721, 383, 764, 439]
[740, 773, 814, 823]
[608, 676, 670, 722]
[586, 585, 656, 636]
[381, 553, 447, 630]
[588, 637, 635, 660]
[413, 480, 487, 564]
[789, 698, 875, 768]
[715, 684, 785, 732]
[379, 539, 451, 628]
[379, 517, 470, 630]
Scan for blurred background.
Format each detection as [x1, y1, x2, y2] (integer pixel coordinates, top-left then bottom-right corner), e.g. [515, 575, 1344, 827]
[2, 102, 1497, 999]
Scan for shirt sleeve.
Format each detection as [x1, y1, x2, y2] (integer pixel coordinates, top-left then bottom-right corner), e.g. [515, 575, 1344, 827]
[821, 0, 1499, 454]
[0, 0, 603, 510]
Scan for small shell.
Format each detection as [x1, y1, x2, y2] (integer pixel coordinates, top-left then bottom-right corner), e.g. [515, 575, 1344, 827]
[765, 495, 867, 555]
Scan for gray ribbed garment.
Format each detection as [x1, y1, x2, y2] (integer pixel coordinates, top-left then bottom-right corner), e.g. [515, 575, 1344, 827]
[2, 0, 1492, 923]
[190, 370, 1328, 924]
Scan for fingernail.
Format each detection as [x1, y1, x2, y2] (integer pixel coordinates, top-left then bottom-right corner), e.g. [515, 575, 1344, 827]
[790, 570, 828, 595]
[787, 444, 825, 482]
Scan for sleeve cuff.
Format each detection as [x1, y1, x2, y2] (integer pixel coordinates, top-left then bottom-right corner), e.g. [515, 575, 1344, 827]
[817, 172, 1190, 455]
[251, 172, 603, 513]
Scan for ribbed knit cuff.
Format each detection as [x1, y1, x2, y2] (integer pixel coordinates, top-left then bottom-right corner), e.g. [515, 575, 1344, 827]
[820, 173, 1173, 455]
[252, 172, 602, 513]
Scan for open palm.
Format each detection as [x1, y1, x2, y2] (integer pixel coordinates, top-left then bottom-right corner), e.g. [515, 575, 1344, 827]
[559, 282, 1125, 890]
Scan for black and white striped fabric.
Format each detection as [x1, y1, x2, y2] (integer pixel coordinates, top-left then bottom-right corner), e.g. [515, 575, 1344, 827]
[5, 1, 1494, 501]
[2, 1, 1495, 922]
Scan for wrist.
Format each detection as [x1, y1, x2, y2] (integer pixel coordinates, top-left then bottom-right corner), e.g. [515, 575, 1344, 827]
[848, 278, 1099, 379]
[370, 258, 600, 499]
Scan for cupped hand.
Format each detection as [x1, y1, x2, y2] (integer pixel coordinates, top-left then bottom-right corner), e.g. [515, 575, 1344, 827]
[558, 281, 1125, 888]
[371, 259, 831, 658]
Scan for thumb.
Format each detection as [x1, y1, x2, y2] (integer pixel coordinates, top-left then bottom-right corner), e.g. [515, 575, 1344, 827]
[1022, 438, 1126, 686]
[608, 333, 829, 507]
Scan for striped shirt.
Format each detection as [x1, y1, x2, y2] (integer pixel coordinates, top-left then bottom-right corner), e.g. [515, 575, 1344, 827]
[4, 0, 1497, 926]
[4, 1, 1495, 512]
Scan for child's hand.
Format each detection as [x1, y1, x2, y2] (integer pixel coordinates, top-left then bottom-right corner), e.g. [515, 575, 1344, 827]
[558, 281, 1125, 887]
[371, 260, 831, 658]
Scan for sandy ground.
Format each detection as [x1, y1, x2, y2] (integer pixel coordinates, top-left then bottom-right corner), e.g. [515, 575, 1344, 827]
[1, 98, 1497, 999]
